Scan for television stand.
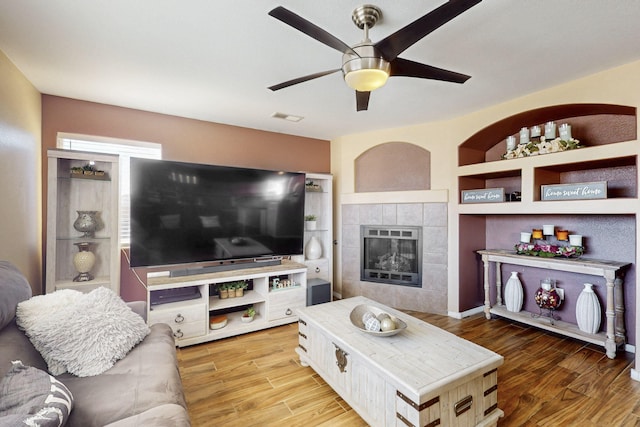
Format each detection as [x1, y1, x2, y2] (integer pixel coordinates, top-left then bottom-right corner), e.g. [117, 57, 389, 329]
[169, 257, 282, 277]
[146, 259, 307, 347]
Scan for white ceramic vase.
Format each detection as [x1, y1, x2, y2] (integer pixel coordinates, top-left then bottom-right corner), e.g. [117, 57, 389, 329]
[504, 271, 524, 312]
[576, 283, 601, 334]
[305, 236, 322, 260]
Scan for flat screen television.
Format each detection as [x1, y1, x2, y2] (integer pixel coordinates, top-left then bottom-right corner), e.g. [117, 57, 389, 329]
[129, 158, 306, 268]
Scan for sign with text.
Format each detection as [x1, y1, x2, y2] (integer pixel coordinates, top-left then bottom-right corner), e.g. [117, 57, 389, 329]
[461, 188, 505, 204]
[541, 181, 607, 201]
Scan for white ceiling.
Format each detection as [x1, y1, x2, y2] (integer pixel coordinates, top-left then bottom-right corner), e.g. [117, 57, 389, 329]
[1, 1, 640, 141]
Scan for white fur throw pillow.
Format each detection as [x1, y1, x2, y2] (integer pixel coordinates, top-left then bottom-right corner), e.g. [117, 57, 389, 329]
[16, 287, 150, 377]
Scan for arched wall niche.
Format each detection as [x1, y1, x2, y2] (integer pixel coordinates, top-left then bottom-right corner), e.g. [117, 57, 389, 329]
[458, 103, 637, 166]
[355, 141, 431, 192]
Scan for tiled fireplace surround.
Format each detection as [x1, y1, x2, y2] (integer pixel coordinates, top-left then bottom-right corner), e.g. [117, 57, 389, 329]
[341, 202, 448, 314]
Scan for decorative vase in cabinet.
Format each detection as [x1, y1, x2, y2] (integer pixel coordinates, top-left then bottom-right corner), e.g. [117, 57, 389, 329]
[305, 236, 322, 260]
[576, 283, 601, 334]
[73, 210, 101, 238]
[73, 242, 96, 282]
[504, 271, 523, 312]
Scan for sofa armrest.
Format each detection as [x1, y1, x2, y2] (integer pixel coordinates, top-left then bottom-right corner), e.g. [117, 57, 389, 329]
[126, 301, 147, 322]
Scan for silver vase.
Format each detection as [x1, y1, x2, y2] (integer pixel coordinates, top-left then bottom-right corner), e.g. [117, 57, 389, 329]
[73, 210, 100, 237]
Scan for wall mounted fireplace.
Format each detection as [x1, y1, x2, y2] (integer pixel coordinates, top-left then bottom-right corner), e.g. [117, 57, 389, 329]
[360, 225, 422, 287]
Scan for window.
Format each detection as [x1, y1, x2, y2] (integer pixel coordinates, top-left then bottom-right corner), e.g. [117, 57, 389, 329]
[57, 133, 162, 245]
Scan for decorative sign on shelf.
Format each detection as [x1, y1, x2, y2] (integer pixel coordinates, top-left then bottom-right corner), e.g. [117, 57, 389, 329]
[461, 188, 505, 204]
[541, 181, 607, 201]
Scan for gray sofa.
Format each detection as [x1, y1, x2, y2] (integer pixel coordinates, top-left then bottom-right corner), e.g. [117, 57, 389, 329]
[0, 261, 190, 426]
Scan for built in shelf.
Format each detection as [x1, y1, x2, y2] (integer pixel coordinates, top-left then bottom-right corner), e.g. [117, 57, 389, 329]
[534, 155, 637, 200]
[458, 103, 637, 166]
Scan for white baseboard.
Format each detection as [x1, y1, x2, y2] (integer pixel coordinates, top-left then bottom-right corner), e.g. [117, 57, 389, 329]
[448, 305, 485, 319]
[625, 344, 636, 354]
[631, 368, 640, 382]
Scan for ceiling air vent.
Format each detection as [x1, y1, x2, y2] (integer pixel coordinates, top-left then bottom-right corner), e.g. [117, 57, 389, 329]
[271, 112, 303, 122]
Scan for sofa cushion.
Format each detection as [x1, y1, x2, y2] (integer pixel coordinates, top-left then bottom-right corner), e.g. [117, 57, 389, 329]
[58, 323, 187, 427]
[104, 404, 190, 427]
[0, 321, 48, 379]
[0, 261, 32, 330]
[17, 287, 150, 377]
[0, 360, 74, 427]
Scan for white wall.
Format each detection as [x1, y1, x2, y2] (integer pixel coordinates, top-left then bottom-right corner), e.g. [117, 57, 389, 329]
[0, 49, 43, 293]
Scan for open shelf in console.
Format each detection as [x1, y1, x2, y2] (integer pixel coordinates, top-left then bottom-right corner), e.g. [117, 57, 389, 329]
[208, 290, 266, 311]
[146, 259, 307, 347]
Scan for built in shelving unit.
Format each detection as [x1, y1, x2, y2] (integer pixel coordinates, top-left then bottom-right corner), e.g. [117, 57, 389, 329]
[303, 173, 333, 295]
[456, 103, 638, 358]
[46, 149, 120, 294]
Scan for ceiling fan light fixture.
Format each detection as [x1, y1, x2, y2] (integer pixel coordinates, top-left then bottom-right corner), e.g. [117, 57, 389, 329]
[344, 68, 389, 92]
[342, 44, 390, 92]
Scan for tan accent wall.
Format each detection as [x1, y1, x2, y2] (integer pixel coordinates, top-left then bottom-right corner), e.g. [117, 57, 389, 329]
[41, 95, 330, 300]
[41, 95, 329, 172]
[0, 50, 42, 293]
[355, 142, 431, 192]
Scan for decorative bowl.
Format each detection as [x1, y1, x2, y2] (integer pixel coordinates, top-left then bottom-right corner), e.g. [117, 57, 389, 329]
[209, 314, 228, 330]
[349, 304, 407, 337]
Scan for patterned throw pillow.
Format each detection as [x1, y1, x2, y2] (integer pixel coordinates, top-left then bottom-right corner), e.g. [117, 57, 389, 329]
[0, 360, 74, 426]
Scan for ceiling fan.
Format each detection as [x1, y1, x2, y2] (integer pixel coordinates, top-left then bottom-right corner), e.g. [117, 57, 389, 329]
[268, 0, 481, 111]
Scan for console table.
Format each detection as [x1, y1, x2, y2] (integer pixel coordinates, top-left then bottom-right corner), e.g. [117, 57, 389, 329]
[478, 249, 630, 359]
[297, 297, 504, 427]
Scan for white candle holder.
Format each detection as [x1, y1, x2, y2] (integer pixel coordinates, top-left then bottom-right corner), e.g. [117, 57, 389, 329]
[559, 123, 572, 141]
[569, 234, 583, 246]
[544, 121, 556, 139]
[531, 125, 541, 137]
[519, 127, 530, 145]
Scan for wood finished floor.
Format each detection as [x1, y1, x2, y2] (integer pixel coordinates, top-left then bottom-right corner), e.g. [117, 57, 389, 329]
[177, 311, 640, 427]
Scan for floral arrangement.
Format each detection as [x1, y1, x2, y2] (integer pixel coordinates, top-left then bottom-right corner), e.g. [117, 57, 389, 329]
[515, 242, 584, 258]
[502, 137, 582, 160]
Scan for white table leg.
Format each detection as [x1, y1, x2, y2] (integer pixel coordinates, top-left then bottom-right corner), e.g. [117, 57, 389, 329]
[614, 276, 626, 346]
[495, 262, 503, 306]
[604, 272, 616, 359]
[482, 255, 491, 319]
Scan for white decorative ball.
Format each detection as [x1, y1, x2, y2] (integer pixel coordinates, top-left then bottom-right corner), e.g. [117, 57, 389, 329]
[377, 312, 391, 322]
[380, 317, 396, 332]
[364, 317, 381, 332]
[362, 311, 376, 324]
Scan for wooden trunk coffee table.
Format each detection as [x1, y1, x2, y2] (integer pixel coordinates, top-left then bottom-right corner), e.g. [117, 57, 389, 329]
[296, 297, 503, 427]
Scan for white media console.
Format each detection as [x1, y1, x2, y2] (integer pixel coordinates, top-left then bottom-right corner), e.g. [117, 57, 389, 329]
[146, 259, 308, 347]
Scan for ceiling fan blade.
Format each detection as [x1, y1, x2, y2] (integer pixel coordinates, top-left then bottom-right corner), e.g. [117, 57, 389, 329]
[356, 91, 370, 111]
[269, 6, 358, 56]
[268, 69, 341, 91]
[375, 0, 482, 61]
[390, 57, 471, 83]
